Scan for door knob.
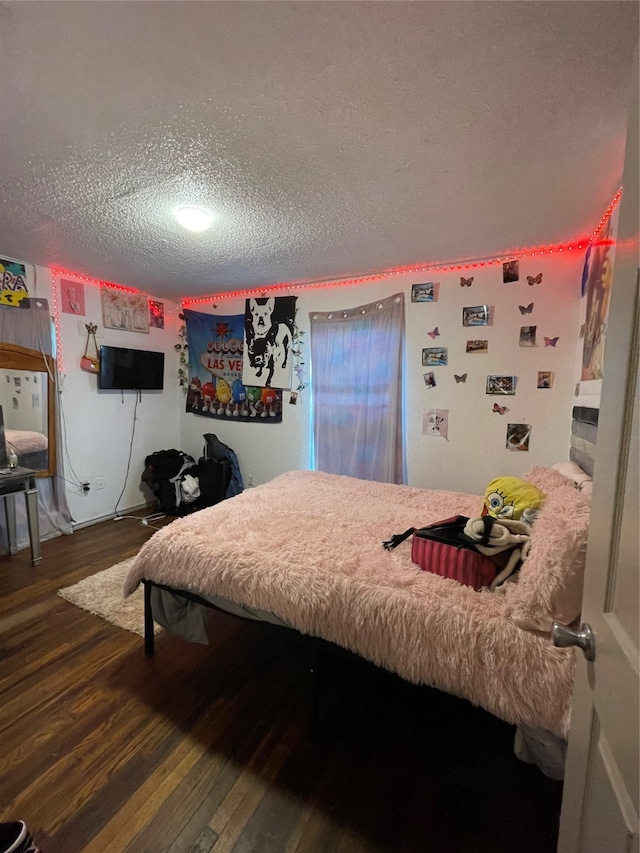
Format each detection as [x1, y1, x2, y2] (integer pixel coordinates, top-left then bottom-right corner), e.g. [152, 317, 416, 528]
[551, 621, 596, 662]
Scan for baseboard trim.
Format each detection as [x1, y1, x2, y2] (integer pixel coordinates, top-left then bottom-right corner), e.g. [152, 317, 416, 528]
[71, 502, 156, 531]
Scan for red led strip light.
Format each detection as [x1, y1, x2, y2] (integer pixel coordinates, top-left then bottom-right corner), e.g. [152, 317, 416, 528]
[48, 188, 622, 363]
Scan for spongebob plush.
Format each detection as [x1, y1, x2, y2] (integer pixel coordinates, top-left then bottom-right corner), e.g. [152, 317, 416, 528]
[483, 476, 545, 524]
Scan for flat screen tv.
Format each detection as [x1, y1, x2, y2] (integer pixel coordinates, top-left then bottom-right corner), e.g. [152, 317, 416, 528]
[98, 346, 165, 390]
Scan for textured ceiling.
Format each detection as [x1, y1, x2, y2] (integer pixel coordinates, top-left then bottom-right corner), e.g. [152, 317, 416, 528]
[0, 1, 637, 300]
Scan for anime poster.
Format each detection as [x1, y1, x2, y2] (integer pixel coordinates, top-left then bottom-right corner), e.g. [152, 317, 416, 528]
[60, 279, 86, 315]
[184, 308, 282, 422]
[243, 296, 296, 389]
[0, 258, 29, 307]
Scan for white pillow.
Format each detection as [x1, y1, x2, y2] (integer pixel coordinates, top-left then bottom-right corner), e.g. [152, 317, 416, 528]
[552, 461, 592, 488]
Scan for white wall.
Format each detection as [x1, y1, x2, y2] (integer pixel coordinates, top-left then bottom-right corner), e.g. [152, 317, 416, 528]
[31, 265, 182, 525]
[180, 251, 585, 496]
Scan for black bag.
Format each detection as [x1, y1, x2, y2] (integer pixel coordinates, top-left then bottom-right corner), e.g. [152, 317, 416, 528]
[196, 457, 231, 508]
[142, 449, 198, 515]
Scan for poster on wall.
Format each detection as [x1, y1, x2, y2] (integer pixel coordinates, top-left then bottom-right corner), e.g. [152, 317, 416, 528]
[60, 279, 86, 315]
[422, 408, 449, 439]
[101, 287, 150, 333]
[0, 258, 29, 307]
[149, 300, 165, 329]
[185, 308, 283, 422]
[576, 207, 619, 406]
[242, 296, 296, 389]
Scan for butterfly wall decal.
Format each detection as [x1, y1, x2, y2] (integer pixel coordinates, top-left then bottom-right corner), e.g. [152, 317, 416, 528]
[527, 273, 543, 286]
[544, 336, 559, 347]
[454, 373, 467, 383]
[518, 303, 534, 315]
[460, 276, 474, 287]
[427, 327, 440, 340]
[493, 403, 508, 415]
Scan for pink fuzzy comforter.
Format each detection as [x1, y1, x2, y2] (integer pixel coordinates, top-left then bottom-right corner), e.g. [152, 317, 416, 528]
[125, 468, 591, 737]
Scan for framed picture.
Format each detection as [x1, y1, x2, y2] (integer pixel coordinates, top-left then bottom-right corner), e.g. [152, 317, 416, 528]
[462, 305, 490, 327]
[466, 339, 488, 354]
[411, 282, 438, 302]
[486, 375, 517, 395]
[423, 371, 437, 388]
[537, 371, 554, 389]
[519, 325, 537, 347]
[422, 347, 448, 367]
[506, 423, 531, 452]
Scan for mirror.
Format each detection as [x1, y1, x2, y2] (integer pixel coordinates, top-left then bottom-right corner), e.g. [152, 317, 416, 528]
[0, 343, 56, 477]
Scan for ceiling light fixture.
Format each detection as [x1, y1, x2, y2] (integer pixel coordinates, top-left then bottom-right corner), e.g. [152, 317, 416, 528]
[173, 205, 214, 233]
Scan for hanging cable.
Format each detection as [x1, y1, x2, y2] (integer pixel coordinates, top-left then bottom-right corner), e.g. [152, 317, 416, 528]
[113, 392, 140, 518]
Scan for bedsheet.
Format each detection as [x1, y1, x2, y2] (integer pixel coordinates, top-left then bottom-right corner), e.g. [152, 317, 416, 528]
[124, 468, 590, 737]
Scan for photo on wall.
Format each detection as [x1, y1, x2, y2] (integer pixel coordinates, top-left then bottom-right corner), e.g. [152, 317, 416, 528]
[185, 308, 283, 422]
[243, 296, 296, 389]
[466, 339, 488, 354]
[519, 325, 537, 347]
[486, 375, 517, 395]
[537, 371, 554, 389]
[411, 282, 438, 303]
[423, 408, 449, 439]
[506, 423, 531, 452]
[422, 346, 448, 367]
[503, 260, 520, 283]
[462, 305, 490, 327]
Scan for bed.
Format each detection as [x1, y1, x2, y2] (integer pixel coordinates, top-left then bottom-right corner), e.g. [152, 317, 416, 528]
[5, 428, 48, 470]
[124, 464, 592, 745]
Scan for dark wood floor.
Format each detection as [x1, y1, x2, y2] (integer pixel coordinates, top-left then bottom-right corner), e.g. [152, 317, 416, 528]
[0, 515, 563, 853]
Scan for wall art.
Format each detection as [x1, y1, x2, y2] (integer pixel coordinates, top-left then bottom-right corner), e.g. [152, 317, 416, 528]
[411, 282, 438, 302]
[149, 300, 165, 329]
[486, 375, 517, 395]
[462, 305, 490, 326]
[506, 423, 531, 452]
[422, 346, 448, 367]
[466, 339, 488, 354]
[519, 325, 537, 347]
[0, 258, 29, 307]
[101, 287, 150, 333]
[503, 260, 519, 283]
[243, 295, 296, 389]
[60, 279, 86, 315]
[423, 408, 449, 439]
[537, 371, 554, 389]
[185, 308, 282, 423]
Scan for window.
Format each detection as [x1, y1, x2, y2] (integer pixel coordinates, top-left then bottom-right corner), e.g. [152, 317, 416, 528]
[309, 293, 405, 483]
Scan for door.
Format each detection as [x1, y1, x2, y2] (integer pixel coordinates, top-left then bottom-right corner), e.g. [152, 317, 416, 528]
[557, 46, 639, 853]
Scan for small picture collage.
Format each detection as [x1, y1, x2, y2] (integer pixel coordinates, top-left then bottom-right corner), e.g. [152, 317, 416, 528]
[412, 261, 558, 450]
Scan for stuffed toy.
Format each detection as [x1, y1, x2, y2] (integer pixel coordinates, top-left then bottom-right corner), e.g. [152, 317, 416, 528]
[463, 515, 533, 590]
[483, 476, 545, 525]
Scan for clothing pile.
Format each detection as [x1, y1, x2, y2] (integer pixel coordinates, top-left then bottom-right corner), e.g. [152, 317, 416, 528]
[141, 434, 243, 516]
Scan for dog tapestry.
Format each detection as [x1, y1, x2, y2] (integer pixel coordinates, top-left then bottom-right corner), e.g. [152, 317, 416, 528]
[243, 296, 296, 389]
[185, 308, 283, 422]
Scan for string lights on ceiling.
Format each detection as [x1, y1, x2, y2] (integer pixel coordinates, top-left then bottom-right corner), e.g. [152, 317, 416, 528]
[48, 188, 622, 365]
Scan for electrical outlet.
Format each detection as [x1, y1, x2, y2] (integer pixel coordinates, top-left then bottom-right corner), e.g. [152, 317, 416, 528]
[247, 473, 254, 487]
[95, 477, 105, 490]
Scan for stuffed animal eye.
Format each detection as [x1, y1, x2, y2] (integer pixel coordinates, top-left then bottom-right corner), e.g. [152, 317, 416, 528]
[487, 492, 504, 511]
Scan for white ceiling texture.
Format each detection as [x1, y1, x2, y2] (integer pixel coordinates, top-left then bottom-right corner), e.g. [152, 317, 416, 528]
[0, 1, 637, 301]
